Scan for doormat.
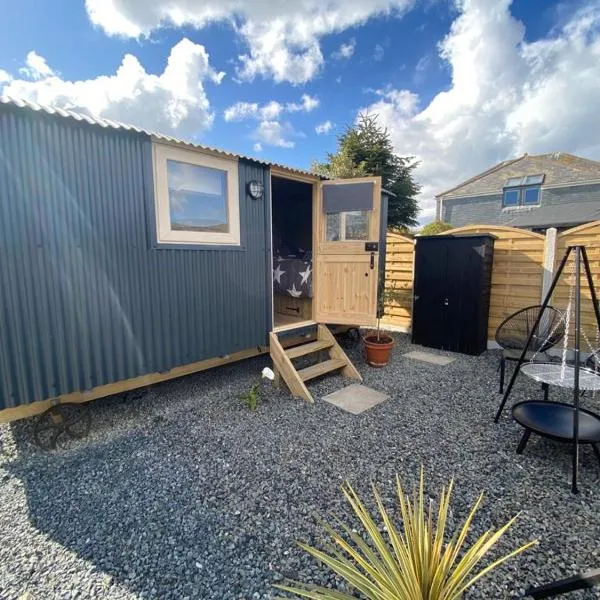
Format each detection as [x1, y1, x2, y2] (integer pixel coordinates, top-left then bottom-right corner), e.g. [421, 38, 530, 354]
[403, 350, 456, 365]
[323, 384, 389, 415]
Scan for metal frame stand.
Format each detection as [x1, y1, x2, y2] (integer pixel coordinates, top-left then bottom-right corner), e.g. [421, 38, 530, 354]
[493, 245, 600, 494]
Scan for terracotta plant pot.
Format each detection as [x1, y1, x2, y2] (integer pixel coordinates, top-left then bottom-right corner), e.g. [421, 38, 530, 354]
[363, 333, 395, 367]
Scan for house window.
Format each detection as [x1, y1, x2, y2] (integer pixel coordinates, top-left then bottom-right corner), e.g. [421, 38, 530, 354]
[522, 187, 540, 205]
[503, 189, 520, 206]
[153, 143, 240, 246]
[326, 210, 370, 241]
[502, 174, 544, 208]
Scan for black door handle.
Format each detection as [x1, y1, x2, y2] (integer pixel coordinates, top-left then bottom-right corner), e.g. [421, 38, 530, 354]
[370, 252, 375, 269]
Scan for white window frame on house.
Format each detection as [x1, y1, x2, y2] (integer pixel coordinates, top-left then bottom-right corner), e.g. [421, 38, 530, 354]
[502, 174, 544, 208]
[152, 142, 241, 246]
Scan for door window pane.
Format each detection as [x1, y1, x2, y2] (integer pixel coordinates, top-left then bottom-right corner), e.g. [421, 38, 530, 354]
[167, 159, 229, 233]
[345, 211, 369, 240]
[326, 210, 370, 241]
[326, 213, 341, 241]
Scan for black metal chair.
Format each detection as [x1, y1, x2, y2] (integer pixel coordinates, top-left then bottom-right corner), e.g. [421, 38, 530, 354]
[495, 305, 565, 393]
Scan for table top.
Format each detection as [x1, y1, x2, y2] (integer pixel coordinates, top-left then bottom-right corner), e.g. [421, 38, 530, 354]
[520, 362, 600, 391]
[512, 400, 600, 442]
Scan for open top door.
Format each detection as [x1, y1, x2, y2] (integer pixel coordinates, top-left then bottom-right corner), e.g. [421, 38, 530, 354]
[314, 177, 382, 326]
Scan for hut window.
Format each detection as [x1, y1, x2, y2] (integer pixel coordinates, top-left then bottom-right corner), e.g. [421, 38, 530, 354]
[153, 143, 240, 246]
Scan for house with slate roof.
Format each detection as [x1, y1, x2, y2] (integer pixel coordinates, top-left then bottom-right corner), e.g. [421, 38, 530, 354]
[436, 152, 600, 232]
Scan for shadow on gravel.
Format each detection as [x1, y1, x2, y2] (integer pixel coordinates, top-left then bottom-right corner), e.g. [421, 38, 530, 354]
[3, 336, 600, 599]
[7, 431, 237, 598]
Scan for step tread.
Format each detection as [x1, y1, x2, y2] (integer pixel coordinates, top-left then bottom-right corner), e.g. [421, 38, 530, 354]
[285, 340, 333, 359]
[298, 358, 347, 382]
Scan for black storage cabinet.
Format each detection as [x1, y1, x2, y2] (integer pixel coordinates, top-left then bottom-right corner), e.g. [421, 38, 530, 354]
[412, 234, 495, 355]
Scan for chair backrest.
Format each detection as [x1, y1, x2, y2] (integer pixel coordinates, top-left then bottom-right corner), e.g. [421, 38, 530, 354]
[495, 305, 565, 352]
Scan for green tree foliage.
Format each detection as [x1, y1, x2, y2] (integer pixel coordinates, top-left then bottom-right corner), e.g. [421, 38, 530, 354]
[312, 113, 420, 230]
[419, 220, 453, 235]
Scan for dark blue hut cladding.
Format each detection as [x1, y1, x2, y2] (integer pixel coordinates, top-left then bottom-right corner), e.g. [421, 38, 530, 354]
[0, 100, 271, 413]
[0, 98, 387, 418]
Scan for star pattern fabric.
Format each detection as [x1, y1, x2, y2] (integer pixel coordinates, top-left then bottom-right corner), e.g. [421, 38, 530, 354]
[287, 283, 302, 298]
[299, 265, 311, 286]
[273, 263, 285, 284]
[273, 257, 312, 298]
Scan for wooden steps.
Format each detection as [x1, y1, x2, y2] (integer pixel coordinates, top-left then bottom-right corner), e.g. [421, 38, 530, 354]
[269, 324, 362, 403]
[298, 358, 347, 382]
[285, 339, 332, 359]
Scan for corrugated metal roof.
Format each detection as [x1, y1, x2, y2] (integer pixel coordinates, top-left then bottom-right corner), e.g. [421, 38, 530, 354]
[0, 95, 322, 179]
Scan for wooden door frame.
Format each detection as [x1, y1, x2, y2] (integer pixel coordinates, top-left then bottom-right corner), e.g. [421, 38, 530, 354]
[269, 167, 321, 332]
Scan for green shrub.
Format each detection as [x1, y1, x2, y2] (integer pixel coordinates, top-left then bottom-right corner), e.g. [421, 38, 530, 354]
[419, 221, 453, 235]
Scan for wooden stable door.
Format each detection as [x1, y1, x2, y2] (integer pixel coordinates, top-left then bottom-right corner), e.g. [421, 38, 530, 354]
[314, 177, 382, 326]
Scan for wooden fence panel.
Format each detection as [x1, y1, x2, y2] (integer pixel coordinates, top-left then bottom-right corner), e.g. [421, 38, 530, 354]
[382, 225, 546, 340]
[555, 221, 600, 348]
[382, 232, 414, 331]
[441, 226, 545, 339]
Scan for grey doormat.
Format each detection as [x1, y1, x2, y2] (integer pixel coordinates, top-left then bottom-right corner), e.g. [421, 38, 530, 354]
[403, 350, 456, 365]
[323, 384, 389, 415]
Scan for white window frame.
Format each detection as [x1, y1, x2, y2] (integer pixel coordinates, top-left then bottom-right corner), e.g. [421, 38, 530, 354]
[502, 185, 542, 208]
[153, 142, 241, 246]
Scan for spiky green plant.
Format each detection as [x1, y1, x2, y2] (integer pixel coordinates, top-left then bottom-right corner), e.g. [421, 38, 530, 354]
[275, 471, 537, 599]
[240, 382, 260, 411]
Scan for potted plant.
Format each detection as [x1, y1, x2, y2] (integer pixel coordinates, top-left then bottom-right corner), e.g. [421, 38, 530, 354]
[362, 282, 401, 367]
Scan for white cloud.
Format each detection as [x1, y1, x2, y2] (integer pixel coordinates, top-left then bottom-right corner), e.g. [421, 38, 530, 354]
[19, 51, 54, 80]
[260, 100, 284, 120]
[224, 94, 318, 123]
[253, 142, 263, 152]
[360, 0, 600, 223]
[315, 120, 334, 134]
[0, 69, 11, 84]
[286, 94, 319, 112]
[223, 101, 259, 122]
[254, 121, 295, 148]
[84, 0, 414, 84]
[414, 54, 431, 73]
[373, 44, 385, 61]
[332, 38, 356, 60]
[1, 38, 224, 138]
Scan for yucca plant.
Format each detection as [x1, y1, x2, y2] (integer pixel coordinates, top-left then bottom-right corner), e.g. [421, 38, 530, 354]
[275, 471, 537, 599]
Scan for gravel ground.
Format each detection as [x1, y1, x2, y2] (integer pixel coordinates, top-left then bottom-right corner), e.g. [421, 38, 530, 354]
[0, 332, 599, 600]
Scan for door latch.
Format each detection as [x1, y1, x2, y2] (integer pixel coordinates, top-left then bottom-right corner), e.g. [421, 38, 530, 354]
[365, 242, 379, 251]
[370, 252, 375, 269]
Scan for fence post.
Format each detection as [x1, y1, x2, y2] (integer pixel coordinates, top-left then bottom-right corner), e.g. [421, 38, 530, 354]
[541, 227, 558, 302]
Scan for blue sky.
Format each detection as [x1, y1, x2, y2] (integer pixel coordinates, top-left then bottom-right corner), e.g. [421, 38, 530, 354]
[1, 0, 598, 222]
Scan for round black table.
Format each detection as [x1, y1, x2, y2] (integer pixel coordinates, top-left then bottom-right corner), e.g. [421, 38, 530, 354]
[510, 363, 600, 493]
[512, 400, 600, 452]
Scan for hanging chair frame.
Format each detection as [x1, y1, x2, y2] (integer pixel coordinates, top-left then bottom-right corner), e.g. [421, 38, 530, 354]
[493, 244, 600, 494]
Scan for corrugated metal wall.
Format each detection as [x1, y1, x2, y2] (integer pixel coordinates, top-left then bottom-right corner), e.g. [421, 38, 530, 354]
[0, 105, 271, 410]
